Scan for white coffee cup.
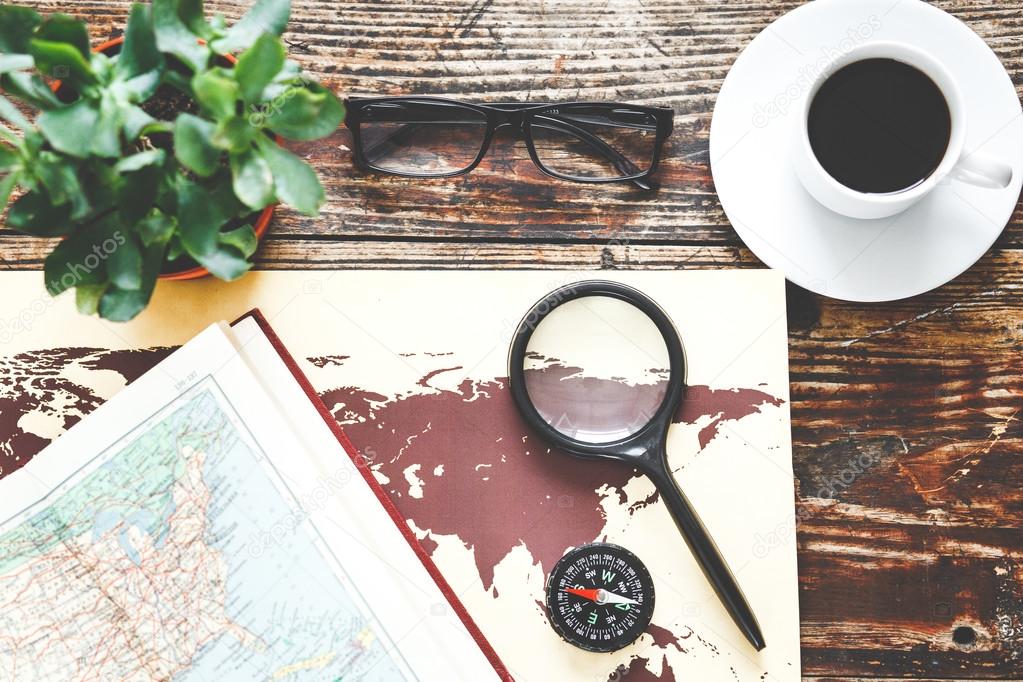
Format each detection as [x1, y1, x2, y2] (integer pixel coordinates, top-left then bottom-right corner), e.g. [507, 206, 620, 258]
[792, 41, 1013, 220]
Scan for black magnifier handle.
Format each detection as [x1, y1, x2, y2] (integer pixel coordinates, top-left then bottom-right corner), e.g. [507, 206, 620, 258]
[644, 460, 766, 651]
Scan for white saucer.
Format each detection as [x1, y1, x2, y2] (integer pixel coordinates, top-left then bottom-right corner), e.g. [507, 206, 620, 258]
[710, 0, 1023, 302]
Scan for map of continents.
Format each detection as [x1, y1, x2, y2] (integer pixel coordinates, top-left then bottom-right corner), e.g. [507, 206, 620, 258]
[315, 354, 783, 681]
[0, 346, 782, 681]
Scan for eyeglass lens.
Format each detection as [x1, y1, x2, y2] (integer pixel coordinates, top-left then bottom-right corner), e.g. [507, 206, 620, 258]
[530, 107, 658, 180]
[360, 102, 489, 175]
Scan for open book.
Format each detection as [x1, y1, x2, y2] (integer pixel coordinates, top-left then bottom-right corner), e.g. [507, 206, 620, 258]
[0, 311, 507, 681]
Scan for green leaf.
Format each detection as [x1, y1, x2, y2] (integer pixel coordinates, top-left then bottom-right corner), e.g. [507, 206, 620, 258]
[137, 212, 176, 246]
[192, 243, 252, 280]
[176, 177, 230, 256]
[166, 235, 184, 260]
[0, 6, 41, 54]
[75, 283, 108, 315]
[118, 3, 163, 78]
[174, 113, 220, 176]
[123, 105, 166, 140]
[177, 0, 213, 38]
[105, 231, 143, 290]
[0, 54, 34, 74]
[0, 173, 19, 208]
[29, 38, 96, 84]
[79, 163, 120, 215]
[218, 224, 258, 257]
[0, 145, 18, 172]
[91, 93, 125, 157]
[7, 190, 73, 237]
[230, 147, 274, 210]
[44, 218, 116, 295]
[0, 71, 62, 109]
[163, 69, 192, 94]
[36, 14, 91, 59]
[97, 233, 164, 320]
[0, 124, 16, 145]
[89, 50, 114, 80]
[116, 69, 162, 102]
[98, 285, 151, 321]
[191, 69, 238, 119]
[152, 0, 211, 72]
[271, 58, 302, 83]
[118, 166, 160, 224]
[38, 101, 98, 157]
[255, 135, 322, 216]
[265, 84, 345, 140]
[36, 152, 90, 219]
[210, 13, 227, 32]
[235, 33, 285, 104]
[212, 116, 257, 152]
[115, 149, 166, 173]
[0, 95, 31, 131]
[210, 0, 290, 53]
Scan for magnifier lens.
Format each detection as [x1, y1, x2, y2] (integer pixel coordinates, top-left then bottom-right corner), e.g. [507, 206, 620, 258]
[522, 296, 670, 444]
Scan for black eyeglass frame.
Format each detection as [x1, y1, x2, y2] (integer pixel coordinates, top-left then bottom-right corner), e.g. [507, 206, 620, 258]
[343, 96, 675, 188]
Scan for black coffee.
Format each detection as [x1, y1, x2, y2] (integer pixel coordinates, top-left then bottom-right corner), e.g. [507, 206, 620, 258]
[808, 58, 951, 194]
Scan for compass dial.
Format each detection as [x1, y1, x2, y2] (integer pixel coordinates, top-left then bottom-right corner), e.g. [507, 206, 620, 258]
[545, 543, 655, 653]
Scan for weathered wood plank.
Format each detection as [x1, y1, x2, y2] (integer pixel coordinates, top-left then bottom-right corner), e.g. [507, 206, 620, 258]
[12, 0, 1023, 247]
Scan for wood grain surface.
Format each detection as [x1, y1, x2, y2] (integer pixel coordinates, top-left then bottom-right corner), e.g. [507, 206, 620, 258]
[3, 0, 1023, 679]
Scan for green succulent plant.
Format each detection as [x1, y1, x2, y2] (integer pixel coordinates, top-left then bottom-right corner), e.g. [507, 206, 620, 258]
[0, 0, 344, 321]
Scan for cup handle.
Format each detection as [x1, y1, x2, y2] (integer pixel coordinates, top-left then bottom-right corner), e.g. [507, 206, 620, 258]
[950, 152, 1013, 189]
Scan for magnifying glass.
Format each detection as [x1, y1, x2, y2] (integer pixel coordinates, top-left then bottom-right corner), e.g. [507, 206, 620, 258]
[508, 280, 765, 651]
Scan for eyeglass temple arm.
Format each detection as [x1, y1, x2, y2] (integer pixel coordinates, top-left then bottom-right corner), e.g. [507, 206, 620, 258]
[529, 116, 655, 190]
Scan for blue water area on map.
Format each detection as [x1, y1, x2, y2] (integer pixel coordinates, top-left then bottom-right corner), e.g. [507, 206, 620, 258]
[173, 388, 406, 681]
[91, 508, 164, 565]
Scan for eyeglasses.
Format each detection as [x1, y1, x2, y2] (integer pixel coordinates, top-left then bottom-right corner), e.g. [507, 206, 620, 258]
[343, 97, 674, 189]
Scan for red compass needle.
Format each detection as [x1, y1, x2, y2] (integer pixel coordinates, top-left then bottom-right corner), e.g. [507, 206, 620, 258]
[564, 587, 601, 602]
[564, 587, 640, 605]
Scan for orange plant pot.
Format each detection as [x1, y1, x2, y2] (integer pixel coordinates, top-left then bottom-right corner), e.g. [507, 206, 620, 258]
[54, 36, 275, 282]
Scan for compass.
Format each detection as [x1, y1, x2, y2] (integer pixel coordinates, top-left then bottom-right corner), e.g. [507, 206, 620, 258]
[544, 543, 655, 653]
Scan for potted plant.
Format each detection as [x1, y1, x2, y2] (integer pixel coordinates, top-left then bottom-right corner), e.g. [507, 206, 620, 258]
[0, 0, 344, 320]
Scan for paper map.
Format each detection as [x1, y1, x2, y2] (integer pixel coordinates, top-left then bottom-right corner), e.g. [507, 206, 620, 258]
[0, 270, 799, 681]
[0, 380, 404, 680]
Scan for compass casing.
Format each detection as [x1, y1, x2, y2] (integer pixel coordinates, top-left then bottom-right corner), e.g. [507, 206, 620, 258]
[544, 543, 655, 653]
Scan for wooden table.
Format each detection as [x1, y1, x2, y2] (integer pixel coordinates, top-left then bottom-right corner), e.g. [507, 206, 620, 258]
[5, 1, 1023, 679]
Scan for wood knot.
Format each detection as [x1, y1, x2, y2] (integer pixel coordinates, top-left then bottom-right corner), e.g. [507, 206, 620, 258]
[952, 625, 977, 646]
